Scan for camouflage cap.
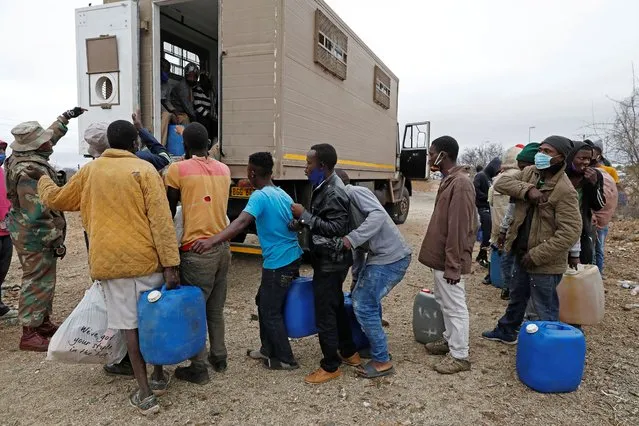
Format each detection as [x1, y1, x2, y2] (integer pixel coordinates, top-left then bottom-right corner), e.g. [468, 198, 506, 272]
[10, 121, 54, 152]
[84, 122, 110, 158]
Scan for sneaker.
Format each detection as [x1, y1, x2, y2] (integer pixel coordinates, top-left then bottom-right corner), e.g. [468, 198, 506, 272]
[481, 328, 518, 345]
[175, 363, 210, 385]
[246, 349, 268, 361]
[424, 338, 450, 355]
[434, 354, 471, 375]
[0, 303, 17, 319]
[304, 367, 341, 384]
[19, 327, 49, 352]
[208, 354, 228, 373]
[129, 390, 160, 415]
[482, 274, 491, 285]
[262, 357, 300, 371]
[339, 352, 361, 367]
[150, 370, 172, 395]
[103, 354, 134, 376]
[500, 288, 510, 300]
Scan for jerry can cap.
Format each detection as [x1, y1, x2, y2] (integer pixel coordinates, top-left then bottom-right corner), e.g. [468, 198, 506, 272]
[147, 290, 162, 303]
[525, 323, 539, 334]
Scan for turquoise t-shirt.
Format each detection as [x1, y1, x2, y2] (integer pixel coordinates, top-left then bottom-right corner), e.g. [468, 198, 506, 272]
[243, 186, 303, 269]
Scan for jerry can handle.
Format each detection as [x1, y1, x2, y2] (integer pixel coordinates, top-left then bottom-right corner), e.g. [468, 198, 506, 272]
[541, 322, 571, 331]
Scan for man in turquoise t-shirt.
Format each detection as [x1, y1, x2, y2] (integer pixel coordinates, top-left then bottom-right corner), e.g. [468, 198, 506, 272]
[193, 152, 303, 370]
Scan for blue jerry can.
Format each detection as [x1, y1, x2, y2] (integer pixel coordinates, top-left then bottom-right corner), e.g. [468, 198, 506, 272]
[516, 321, 586, 393]
[166, 125, 185, 156]
[138, 285, 207, 365]
[284, 277, 317, 338]
[343, 292, 370, 351]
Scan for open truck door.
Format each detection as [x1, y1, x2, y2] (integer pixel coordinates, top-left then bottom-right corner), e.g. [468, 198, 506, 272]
[75, 1, 139, 156]
[400, 121, 431, 180]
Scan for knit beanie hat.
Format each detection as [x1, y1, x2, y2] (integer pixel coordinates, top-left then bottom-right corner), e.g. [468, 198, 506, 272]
[84, 122, 110, 158]
[540, 135, 574, 158]
[516, 142, 540, 164]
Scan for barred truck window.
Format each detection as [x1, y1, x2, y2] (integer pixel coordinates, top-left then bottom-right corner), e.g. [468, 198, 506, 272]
[163, 41, 201, 77]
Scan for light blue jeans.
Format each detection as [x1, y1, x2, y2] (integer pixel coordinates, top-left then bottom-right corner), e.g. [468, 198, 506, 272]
[595, 226, 608, 273]
[352, 255, 411, 363]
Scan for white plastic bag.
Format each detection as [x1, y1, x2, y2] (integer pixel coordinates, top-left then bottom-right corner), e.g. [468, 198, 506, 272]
[47, 281, 127, 364]
[175, 205, 184, 244]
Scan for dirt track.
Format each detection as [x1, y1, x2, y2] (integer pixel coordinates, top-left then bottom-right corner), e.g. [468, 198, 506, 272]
[1, 189, 638, 425]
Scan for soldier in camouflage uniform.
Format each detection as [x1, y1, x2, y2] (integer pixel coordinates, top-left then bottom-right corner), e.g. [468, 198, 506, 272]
[5, 107, 85, 351]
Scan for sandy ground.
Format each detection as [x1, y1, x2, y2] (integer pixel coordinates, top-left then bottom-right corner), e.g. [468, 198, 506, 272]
[1, 189, 638, 426]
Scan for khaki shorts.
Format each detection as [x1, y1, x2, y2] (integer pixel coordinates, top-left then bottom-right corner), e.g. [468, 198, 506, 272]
[101, 273, 164, 330]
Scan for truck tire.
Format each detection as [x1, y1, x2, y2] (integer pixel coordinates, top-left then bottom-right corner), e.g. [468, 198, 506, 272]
[393, 187, 410, 225]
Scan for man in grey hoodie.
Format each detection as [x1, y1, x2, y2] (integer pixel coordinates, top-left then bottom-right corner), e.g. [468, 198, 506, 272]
[336, 170, 411, 379]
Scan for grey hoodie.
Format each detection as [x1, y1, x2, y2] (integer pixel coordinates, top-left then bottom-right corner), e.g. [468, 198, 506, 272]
[344, 185, 411, 277]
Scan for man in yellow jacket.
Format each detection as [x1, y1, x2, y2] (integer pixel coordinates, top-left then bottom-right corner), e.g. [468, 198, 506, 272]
[36, 120, 180, 415]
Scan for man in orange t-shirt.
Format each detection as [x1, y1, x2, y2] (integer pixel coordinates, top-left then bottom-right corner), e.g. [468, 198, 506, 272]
[166, 122, 231, 385]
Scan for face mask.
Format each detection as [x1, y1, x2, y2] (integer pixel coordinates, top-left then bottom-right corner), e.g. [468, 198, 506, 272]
[429, 152, 444, 172]
[161, 71, 169, 83]
[0, 154, 5, 165]
[534, 152, 554, 170]
[308, 168, 325, 187]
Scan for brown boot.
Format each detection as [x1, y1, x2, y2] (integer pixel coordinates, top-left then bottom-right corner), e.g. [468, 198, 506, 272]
[19, 327, 50, 352]
[304, 368, 341, 384]
[35, 316, 58, 338]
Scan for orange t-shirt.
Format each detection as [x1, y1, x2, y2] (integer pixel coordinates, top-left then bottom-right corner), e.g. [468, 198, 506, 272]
[165, 156, 231, 246]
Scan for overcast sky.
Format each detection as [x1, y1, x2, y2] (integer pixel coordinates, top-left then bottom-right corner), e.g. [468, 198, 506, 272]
[1, 0, 638, 167]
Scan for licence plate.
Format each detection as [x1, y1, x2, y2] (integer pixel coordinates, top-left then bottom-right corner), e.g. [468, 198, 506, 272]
[231, 186, 254, 199]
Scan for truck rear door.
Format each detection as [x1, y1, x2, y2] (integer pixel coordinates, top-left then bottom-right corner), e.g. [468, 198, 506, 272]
[75, 1, 139, 155]
[400, 122, 431, 180]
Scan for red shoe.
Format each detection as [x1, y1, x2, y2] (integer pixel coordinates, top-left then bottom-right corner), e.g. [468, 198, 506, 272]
[35, 316, 59, 338]
[19, 327, 50, 352]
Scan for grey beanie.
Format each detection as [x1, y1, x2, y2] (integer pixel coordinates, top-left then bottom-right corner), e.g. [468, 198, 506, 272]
[540, 135, 574, 158]
[84, 122, 110, 158]
[592, 139, 604, 152]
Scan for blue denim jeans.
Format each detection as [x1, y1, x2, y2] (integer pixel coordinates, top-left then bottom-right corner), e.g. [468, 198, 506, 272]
[352, 255, 411, 363]
[497, 256, 561, 335]
[595, 226, 608, 273]
[501, 252, 515, 290]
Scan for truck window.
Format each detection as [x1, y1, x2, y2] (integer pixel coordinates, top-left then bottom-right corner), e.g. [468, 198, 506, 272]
[163, 40, 201, 77]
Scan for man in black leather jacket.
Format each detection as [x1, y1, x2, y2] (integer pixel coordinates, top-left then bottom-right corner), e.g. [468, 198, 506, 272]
[291, 143, 359, 384]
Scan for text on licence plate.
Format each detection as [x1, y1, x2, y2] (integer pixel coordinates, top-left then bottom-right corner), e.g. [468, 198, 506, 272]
[231, 186, 254, 198]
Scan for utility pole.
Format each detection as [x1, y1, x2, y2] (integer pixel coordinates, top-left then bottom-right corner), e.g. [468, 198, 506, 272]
[528, 126, 536, 143]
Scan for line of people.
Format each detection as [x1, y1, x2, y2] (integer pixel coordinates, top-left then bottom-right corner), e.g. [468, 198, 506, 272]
[1, 109, 615, 414]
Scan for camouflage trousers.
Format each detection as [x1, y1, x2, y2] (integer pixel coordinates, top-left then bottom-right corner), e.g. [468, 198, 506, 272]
[16, 250, 57, 327]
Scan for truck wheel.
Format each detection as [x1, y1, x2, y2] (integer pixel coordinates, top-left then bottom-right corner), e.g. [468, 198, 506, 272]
[231, 232, 247, 243]
[393, 187, 410, 225]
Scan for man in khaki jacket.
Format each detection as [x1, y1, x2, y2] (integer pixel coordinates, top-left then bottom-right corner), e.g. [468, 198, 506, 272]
[419, 136, 477, 375]
[482, 136, 581, 344]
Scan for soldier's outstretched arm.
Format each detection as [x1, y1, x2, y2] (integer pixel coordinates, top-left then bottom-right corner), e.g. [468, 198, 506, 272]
[47, 107, 87, 147]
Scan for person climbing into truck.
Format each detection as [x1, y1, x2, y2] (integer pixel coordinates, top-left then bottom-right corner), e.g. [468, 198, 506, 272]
[192, 152, 304, 371]
[35, 119, 180, 415]
[334, 169, 411, 379]
[160, 58, 178, 146]
[290, 143, 360, 384]
[166, 122, 232, 383]
[418, 136, 476, 375]
[169, 62, 199, 124]
[83, 111, 171, 171]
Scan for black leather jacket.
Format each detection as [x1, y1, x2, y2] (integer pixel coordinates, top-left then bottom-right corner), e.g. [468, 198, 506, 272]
[299, 173, 353, 272]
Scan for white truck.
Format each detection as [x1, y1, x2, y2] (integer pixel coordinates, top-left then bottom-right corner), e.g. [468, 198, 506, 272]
[75, 0, 431, 250]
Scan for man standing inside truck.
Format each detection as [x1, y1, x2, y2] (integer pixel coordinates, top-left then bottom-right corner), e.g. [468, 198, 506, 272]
[418, 136, 476, 375]
[165, 122, 232, 384]
[192, 152, 304, 371]
[291, 144, 360, 384]
[4, 107, 85, 351]
[170, 62, 199, 124]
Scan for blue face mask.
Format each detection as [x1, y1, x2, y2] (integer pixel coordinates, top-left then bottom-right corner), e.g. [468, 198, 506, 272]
[534, 152, 554, 170]
[308, 168, 325, 187]
[0, 154, 5, 165]
[161, 71, 169, 83]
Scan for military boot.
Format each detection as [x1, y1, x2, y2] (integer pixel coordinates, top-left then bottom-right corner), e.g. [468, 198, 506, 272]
[20, 327, 50, 352]
[36, 316, 59, 338]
